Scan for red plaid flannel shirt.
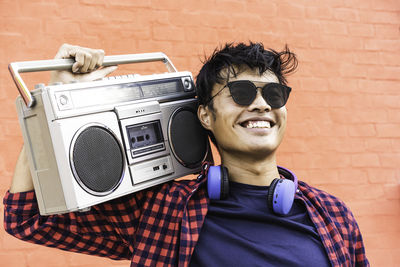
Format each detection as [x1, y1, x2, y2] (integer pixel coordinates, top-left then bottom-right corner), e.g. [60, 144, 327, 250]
[3, 174, 369, 267]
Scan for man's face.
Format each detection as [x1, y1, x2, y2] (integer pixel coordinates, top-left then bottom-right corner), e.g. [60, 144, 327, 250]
[199, 67, 288, 159]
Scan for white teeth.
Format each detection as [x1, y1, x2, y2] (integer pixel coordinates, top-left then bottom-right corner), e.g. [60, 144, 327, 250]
[245, 121, 271, 128]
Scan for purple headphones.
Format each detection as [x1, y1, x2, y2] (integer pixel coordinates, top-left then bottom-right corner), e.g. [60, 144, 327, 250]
[206, 165, 298, 215]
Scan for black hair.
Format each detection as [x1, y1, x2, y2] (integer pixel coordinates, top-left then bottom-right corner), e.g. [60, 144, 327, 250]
[196, 42, 298, 108]
[195, 42, 298, 146]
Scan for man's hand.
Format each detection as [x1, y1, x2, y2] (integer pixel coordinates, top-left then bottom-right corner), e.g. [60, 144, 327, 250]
[49, 44, 117, 84]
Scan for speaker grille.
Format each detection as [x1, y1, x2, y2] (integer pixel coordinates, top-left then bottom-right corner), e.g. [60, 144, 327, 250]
[169, 108, 208, 168]
[71, 126, 124, 195]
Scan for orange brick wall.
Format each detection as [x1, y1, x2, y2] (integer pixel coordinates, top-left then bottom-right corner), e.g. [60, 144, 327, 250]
[0, 0, 399, 266]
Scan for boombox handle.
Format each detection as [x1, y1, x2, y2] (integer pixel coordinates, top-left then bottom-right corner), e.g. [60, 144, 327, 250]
[8, 52, 178, 108]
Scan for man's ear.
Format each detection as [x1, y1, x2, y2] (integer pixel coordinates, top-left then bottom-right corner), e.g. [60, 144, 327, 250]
[197, 104, 213, 131]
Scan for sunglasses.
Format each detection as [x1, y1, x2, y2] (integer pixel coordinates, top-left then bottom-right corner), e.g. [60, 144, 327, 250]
[208, 80, 291, 108]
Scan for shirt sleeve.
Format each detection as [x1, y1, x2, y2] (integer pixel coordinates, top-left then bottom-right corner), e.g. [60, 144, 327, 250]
[3, 189, 145, 260]
[348, 210, 370, 267]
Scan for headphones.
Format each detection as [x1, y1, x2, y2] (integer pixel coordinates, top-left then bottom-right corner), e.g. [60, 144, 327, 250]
[206, 165, 298, 215]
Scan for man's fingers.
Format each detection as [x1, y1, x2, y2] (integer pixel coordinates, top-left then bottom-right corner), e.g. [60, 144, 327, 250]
[57, 44, 105, 73]
[80, 53, 92, 73]
[89, 49, 105, 71]
[81, 66, 118, 82]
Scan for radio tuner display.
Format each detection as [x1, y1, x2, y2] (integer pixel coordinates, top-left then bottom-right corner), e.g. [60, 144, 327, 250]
[68, 77, 189, 110]
[126, 120, 165, 157]
[141, 79, 183, 98]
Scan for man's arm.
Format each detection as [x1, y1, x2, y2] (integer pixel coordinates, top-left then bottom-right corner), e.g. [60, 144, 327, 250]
[9, 44, 117, 193]
[9, 146, 34, 193]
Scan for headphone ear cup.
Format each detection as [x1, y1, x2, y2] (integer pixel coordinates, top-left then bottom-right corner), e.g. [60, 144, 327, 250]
[207, 165, 229, 200]
[267, 178, 280, 211]
[220, 166, 229, 199]
[267, 178, 296, 215]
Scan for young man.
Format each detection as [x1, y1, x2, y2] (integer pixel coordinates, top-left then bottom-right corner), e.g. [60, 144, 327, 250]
[4, 43, 369, 266]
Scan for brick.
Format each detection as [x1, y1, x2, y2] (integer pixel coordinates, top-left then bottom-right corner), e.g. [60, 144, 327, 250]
[330, 109, 388, 124]
[379, 153, 400, 167]
[339, 63, 367, 78]
[380, 51, 400, 66]
[333, 8, 360, 22]
[246, 1, 278, 16]
[359, 10, 400, 24]
[358, 80, 399, 94]
[387, 110, 400, 123]
[299, 77, 330, 91]
[356, 215, 400, 234]
[0, 1, 21, 17]
[305, 6, 333, 19]
[327, 184, 384, 201]
[376, 124, 400, 137]
[334, 138, 367, 153]
[348, 124, 376, 137]
[293, 168, 340, 186]
[367, 249, 395, 266]
[367, 66, 400, 80]
[347, 23, 375, 37]
[365, 138, 395, 152]
[153, 26, 185, 41]
[168, 11, 201, 27]
[214, 0, 247, 13]
[184, 27, 218, 43]
[352, 51, 380, 65]
[383, 184, 400, 200]
[367, 168, 400, 184]
[44, 19, 81, 35]
[292, 152, 352, 169]
[0, 252, 27, 266]
[277, 3, 305, 19]
[364, 39, 400, 52]
[351, 153, 381, 167]
[27, 248, 69, 267]
[327, 78, 359, 93]
[278, 137, 309, 153]
[372, 0, 400, 11]
[151, 0, 185, 10]
[337, 169, 369, 184]
[375, 24, 400, 38]
[321, 21, 348, 35]
[391, 139, 400, 152]
[107, 0, 150, 8]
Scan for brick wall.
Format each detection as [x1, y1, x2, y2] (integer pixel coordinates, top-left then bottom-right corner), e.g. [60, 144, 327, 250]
[0, 0, 399, 266]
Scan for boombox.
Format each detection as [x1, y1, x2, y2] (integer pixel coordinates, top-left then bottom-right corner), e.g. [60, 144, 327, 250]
[9, 53, 212, 215]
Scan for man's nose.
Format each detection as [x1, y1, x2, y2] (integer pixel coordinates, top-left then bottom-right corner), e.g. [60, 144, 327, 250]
[248, 88, 271, 112]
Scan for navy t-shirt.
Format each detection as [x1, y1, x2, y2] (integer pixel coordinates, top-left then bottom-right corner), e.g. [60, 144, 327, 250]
[190, 181, 331, 266]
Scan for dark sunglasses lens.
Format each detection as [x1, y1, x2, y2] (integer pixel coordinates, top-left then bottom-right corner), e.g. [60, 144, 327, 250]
[263, 84, 289, 108]
[228, 81, 256, 106]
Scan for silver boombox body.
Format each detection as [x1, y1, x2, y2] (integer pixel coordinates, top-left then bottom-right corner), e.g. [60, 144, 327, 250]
[10, 53, 212, 215]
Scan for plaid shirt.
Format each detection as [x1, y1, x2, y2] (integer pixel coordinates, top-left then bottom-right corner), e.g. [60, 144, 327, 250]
[3, 172, 369, 267]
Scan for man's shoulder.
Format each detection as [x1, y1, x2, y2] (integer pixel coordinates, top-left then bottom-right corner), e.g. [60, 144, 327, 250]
[298, 180, 356, 223]
[131, 178, 201, 200]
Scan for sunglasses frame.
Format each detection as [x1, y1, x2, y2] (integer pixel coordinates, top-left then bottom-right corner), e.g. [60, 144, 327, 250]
[207, 80, 291, 108]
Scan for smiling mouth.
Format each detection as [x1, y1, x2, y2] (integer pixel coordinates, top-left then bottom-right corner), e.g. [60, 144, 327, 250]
[240, 120, 274, 129]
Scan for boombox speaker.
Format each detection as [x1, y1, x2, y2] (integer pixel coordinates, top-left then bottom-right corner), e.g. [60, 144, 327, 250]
[10, 52, 213, 215]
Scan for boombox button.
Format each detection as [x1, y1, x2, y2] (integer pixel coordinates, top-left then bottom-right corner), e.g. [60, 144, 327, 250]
[55, 91, 73, 111]
[59, 95, 68, 105]
[182, 77, 193, 92]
